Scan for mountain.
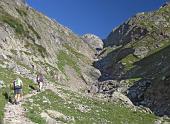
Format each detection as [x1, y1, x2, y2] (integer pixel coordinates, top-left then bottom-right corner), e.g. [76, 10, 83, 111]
[95, 3, 170, 116]
[0, 0, 102, 90]
[0, 0, 170, 123]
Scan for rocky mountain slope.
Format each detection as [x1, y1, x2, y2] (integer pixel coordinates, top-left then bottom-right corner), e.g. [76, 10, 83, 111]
[0, 0, 170, 123]
[95, 3, 170, 117]
[0, 0, 102, 90]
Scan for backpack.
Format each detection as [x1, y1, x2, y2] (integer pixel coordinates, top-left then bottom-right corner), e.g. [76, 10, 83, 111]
[37, 74, 43, 83]
[14, 79, 22, 89]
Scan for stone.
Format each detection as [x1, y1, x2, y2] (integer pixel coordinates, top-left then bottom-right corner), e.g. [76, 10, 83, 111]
[134, 46, 149, 58]
[77, 104, 91, 113]
[111, 91, 134, 106]
[89, 83, 98, 94]
[154, 120, 162, 124]
[46, 110, 75, 123]
[40, 112, 58, 124]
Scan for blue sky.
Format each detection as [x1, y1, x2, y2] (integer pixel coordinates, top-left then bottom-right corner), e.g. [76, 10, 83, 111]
[26, 0, 167, 38]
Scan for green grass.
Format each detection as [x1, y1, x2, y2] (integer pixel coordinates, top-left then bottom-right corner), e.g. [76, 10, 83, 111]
[127, 44, 170, 79]
[124, 78, 142, 85]
[15, 61, 32, 72]
[118, 35, 170, 75]
[34, 61, 59, 83]
[16, 7, 27, 17]
[121, 54, 140, 71]
[63, 44, 91, 64]
[57, 50, 81, 76]
[36, 44, 47, 58]
[0, 7, 28, 36]
[24, 41, 47, 58]
[20, 50, 32, 56]
[27, 111, 46, 124]
[27, 23, 41, 39]
[0, 7, 41, 40]
[10, 49, 17, 55]
[0, 89, 6, 121]
[23, 89, 157, 124]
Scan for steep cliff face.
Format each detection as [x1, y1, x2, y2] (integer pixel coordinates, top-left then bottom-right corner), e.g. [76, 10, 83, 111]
[97, 4, 170, 79]
[96, 4, 170, 116]
[0, 0, 99, 91]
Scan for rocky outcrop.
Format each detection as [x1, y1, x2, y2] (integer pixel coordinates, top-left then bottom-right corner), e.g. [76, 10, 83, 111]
[105, 23, 149, 47]
[143, 77, 170, 116]
[82, 34, 103, 50]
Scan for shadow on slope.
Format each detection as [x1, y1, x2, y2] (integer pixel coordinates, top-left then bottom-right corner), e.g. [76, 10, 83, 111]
[126, 45, 170, 117]
[93, 46, 135, 81]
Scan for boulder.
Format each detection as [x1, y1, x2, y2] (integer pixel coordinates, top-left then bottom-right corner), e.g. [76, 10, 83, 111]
[46, 110, 75, 123]
[41, 112, 59, 124]
[111, 91, 134, 106]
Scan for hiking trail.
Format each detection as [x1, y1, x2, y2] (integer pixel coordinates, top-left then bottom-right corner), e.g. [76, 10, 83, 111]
[3, 83, 63, 124]
[3, 90, 38, 124]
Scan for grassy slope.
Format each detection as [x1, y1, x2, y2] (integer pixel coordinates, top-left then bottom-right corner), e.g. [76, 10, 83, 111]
[57, 50, 81, 76]
[23, 88, 157, 124]
[127, 45, 170, 79]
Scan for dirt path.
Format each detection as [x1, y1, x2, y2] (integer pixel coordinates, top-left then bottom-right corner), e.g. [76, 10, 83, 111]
[2, 79, 87, 124]
[3, 91, 38, 124]
[3, 83, 65, 124]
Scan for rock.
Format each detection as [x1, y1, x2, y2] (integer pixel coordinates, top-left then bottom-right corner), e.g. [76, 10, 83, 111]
[28, 99, 33, 103]
[15, 0, 26, 4]
[0, 53, 8, 60]
[46, 110, 66, 119]
[127, 79, 151, 103]
[154, 120, 162, 124]
[42, 96, 51, 104]
[97, 80, 122, 94]
[46, 110, 75, 123]
[89, 83, 99, 94]
[40, 112, 59, 124]
[82, 34, 103, 51]
[134, 46, 149, 58]
[111, 91, 134, 106]
[77, 104, 91, 113]
[105, 23, 149, 47]
[81, 67, 101, 85]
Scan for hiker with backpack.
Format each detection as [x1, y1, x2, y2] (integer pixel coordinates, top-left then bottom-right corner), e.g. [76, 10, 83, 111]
[13, 77, 23, 104]
[36, 73, 43, 92]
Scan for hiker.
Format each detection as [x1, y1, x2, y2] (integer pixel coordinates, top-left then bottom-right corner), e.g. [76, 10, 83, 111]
[13, 77, 23, 104]
[36, 73, 43, 92]
[31, 64, 35, 74]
